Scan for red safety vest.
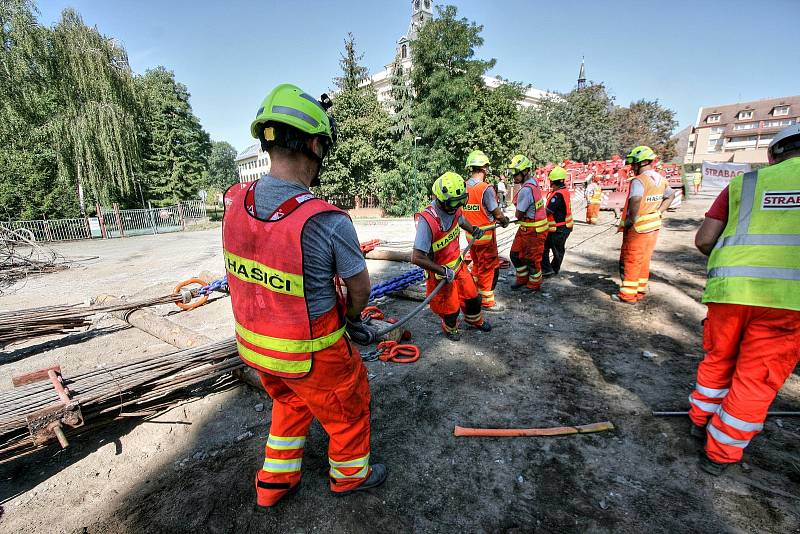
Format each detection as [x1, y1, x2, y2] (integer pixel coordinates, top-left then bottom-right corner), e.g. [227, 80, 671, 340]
[546, 188, 574, 231]
[517, 181, 549, 234]
[463, 180, 494, 244]
[222, 181, 347, 378]
[415, 203, 463, 278]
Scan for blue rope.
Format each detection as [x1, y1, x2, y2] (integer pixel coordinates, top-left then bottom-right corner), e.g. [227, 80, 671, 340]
[369, 268, 424, 301]
[198, 276, 229, 295]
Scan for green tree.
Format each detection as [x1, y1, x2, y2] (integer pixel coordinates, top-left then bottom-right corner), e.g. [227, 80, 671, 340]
[558, 82, 619, 162]
[0, 0, 75, 219]
[612, 99, 678, 161]
[517, 97, 571, 168]
[319, 33, 394, 204]
[136, 66, 211, 205]
[201, 141, 239, 190]
[48, 8, 142, 212]
[472, 81, 523, 170]
[411, 5, 495, 180]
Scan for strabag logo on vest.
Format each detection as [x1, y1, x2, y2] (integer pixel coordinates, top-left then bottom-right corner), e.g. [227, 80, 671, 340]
[762, 190, 800, 209]
[224, 251, 304, 297]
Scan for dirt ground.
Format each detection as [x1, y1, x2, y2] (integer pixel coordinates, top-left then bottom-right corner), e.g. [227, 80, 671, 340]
[1, 191, 798, 534]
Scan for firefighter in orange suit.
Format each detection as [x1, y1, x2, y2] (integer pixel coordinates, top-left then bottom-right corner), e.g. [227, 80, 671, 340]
[463, 150, 510, 308]
[689, 124, 800, 476]
[615, 146, 675, 302]
[411, 172, 493, 341]
[223, 84, 386, 507]
[507, 155, 549, 291]
[585, 173, 603, 224]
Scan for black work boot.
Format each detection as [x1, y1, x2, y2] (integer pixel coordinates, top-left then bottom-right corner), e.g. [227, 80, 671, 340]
[445, 328, 461, 341]
[335, 464, 388, 496]
[699, 456, 733, 476]
[468, 319, 492, 332]
[690, 424, 706, 441]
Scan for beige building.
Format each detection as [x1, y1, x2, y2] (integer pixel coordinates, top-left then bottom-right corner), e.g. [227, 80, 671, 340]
[235, 143, 271, 183]
[369, 0, 553, 108]
[684, 95, 799, 165]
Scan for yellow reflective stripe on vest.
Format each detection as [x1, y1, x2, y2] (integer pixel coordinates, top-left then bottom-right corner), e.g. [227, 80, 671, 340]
[433, 255, 464, 279]
[519, 219, 549, 229]
[432, 224, 460, 252]
[237, 342, 312, 374]
[634, 212, 661, 233]
[224, 250, 304, 297]
[236, 322, 345, 354]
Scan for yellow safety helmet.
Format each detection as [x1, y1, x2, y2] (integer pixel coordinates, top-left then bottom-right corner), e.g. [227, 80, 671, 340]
[432, 172, 468, 208]
[625, 145, 657, 164]
[465, 150, 490, 170]
[548, 166, 567, 182]
[507, 154, 532, 174]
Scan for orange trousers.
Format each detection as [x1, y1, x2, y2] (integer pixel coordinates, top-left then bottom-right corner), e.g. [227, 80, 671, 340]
[689, 303, 800, 463]
[618, 229, 659, 302]
[510, 227, 546, 290]
[426, 265, 484, 333]
[469, 237, 500, 308]
[254, 313, 372, 506]
[586, 203, 600, 224]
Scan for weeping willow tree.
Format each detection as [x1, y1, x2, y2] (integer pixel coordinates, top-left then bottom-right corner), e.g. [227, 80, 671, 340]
[48, 8, 142, 212]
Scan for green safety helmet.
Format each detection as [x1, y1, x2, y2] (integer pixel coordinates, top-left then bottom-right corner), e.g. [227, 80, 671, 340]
[625, 145, 657, 165]
[465, 150, 490, 170]
[507, 154, 532, 174]
[432, 172, 468, 207]
[250, 83, 337, 144]
[549, 166, 567, 182]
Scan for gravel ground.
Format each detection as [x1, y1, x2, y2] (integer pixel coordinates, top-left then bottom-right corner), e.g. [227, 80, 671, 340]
[1, 192, 798, 533]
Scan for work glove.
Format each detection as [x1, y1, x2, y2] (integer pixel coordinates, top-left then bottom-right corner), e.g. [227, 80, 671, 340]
[470, 226, 485, 240]
[442, 266, 456, 284]
[499, 218, 510, 229]
[345, 316, 376, 345]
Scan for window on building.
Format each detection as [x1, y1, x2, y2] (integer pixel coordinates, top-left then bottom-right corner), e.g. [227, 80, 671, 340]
[401, 44, 408, 59]
[710, 126, 725, 134]
[733, 122, 759, 131]
[738, 110, 754, 120]
[773, 105, 790, 116]
[764, 119, 794, 128]
[706, 114, 721, 123]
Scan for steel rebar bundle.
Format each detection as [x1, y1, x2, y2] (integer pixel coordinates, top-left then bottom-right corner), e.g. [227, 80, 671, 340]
[0, 338, 242, 464]
[0, 294, 184, 348]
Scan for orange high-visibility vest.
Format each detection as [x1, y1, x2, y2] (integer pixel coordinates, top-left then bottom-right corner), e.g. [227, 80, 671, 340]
[416, 203, 463, 278]
[620, 171, 668, 233]
[222, 181, 347, 378]
[546, 189, 573, 232]
[518, 181, 549, 234]
[463, 180, 494, 244]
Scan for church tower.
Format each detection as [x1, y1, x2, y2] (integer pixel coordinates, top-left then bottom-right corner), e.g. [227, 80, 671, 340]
[577, 57, 586, 89]
[395, 0, 434, 65]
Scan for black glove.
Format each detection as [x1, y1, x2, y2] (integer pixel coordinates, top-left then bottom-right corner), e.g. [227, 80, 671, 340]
[471, 226, 485, 240]
[499, 218, 510, 229]
[442, 266, 456, 284]
[346, 316, 376, 345]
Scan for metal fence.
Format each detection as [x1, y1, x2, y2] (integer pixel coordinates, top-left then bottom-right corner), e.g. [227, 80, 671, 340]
[5, 201, 208, 243]
[5, 218, 91, 242]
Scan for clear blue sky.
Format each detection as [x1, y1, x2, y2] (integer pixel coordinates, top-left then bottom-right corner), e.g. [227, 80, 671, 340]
[39, 0, 800, 153]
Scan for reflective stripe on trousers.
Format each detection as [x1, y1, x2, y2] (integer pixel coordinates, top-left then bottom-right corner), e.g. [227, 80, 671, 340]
[329, 454, 370, 479]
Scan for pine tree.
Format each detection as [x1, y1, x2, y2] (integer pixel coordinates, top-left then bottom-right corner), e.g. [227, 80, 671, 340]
[136, 67, 211, 205]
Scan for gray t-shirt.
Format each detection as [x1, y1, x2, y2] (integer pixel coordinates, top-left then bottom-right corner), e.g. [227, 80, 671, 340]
[514, 178, 539, 218]
[629, 170, 675, 198]
[466, 177, 499, 220]
[253, 176, 366, 319]
[414, 201, 467, 255]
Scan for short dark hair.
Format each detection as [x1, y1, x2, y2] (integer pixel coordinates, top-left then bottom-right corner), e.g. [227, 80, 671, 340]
[258, 121, 313, 156]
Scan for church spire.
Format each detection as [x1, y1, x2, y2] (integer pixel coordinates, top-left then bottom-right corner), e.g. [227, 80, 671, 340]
[577, 57, 586, 90]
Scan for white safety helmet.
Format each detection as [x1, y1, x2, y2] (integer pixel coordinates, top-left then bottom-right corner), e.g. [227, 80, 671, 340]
[768, 123, 800, 158]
